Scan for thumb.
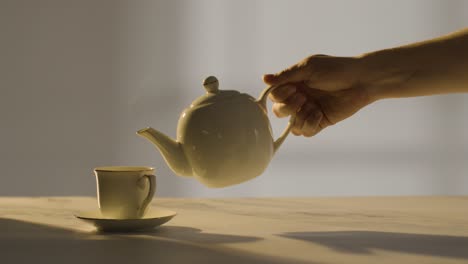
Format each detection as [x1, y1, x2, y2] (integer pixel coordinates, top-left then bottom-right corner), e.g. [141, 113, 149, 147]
[263, 63, 309, 86]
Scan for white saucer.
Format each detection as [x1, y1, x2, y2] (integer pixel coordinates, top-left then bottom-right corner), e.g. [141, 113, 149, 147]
[75, 208, 177, 232]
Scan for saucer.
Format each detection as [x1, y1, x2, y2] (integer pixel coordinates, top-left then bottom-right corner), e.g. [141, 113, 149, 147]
[75, 208, 176, 232]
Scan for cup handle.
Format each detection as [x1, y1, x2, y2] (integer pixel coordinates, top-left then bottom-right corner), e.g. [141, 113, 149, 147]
[138, 174, 156, 215]
[257, 85, 295, 153]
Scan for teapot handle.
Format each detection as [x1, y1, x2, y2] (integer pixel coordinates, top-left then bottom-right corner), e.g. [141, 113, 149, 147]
[257, 85, 295, 153]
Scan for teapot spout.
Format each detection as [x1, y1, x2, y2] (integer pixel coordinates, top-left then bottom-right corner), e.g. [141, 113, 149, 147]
[137, 127, 192, 177]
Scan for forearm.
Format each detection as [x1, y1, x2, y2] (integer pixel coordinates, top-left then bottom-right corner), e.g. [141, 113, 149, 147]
[358, 28, 468, 101]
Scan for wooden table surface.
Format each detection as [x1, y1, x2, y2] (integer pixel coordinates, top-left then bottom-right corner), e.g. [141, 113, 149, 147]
[1, 196, 468, 264]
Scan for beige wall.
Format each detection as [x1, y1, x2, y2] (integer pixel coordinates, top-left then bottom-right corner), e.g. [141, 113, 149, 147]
[0, 0, 121, 195]
[1, 0, 467, 196]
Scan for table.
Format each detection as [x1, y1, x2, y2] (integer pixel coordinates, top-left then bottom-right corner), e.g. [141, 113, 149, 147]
[1, 196, 467, 264]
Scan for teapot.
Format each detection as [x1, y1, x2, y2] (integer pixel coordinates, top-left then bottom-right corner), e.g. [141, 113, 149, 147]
[137, 76, 293, 188]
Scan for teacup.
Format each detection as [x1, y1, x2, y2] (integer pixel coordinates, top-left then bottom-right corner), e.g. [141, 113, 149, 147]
[94, 166, 156, 219]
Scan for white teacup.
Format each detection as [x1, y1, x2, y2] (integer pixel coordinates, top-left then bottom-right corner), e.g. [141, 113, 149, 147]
[94, 166, 156, 219]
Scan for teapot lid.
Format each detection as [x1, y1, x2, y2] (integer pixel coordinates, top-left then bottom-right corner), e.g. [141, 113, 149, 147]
[190, 76, 243, 107]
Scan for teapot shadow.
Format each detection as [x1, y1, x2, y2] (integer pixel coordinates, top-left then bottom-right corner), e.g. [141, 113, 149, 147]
[278, 231, 468, 259]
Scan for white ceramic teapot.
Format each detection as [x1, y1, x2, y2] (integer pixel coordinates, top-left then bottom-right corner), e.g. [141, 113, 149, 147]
[137, 76, 293, 188]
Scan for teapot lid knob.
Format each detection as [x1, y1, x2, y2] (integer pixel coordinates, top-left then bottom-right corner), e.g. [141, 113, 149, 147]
[203, 76, 219, 94]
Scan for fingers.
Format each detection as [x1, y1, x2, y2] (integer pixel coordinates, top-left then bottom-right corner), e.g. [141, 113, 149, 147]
[263, 61, 309, 86]
[291, 103, 324, 137]
[302, 111, 323, 137]
[268, 85, 296, 102]
[291, 103, 315, 134]
[269, 88, 326, 136]
[272, 93, 306, 118]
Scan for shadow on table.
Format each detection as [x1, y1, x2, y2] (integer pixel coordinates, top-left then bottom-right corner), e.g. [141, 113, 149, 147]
[278, 231, 468, 259]
[0, 218, 307, 264]
[131, 225, 261, 244]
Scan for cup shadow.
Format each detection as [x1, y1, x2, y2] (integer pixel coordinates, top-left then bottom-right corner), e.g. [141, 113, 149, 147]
[0, 218, 305, 264]
[278, 231, 468, 259]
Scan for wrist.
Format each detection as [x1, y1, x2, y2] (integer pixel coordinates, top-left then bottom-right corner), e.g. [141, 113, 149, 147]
[355, 49, 417, 101]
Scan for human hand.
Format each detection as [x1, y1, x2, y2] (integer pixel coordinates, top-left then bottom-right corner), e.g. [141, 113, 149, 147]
[263, 55, 373, 137]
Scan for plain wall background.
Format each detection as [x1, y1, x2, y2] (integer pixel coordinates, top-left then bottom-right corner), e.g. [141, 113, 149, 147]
[1, 0, 467, 197]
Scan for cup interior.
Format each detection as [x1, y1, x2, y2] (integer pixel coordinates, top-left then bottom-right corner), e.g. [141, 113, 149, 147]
[95, 166, 154, 172]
